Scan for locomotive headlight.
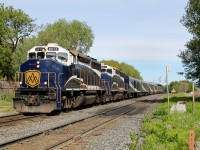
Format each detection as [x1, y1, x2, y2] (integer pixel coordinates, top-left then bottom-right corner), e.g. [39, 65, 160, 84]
[36, 65, 40, 68]
[36, 61, 40, 65]
[44, 81, 47, 85]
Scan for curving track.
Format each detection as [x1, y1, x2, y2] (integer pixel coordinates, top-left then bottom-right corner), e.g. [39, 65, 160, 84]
[0, 94, 165, 150]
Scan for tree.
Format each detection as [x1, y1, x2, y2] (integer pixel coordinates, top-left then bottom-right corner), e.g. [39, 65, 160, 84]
[36, 19, 94, 54]
[0, 4, 37, 80]
[179, 0, 200, 86]
[168, 80, 196, 93]
[101, 60, 143, 80]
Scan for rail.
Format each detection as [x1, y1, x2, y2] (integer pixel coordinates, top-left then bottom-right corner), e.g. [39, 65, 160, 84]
[0, 94, 165, 149]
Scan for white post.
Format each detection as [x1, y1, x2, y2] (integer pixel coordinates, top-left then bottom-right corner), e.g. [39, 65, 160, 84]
[192, 83, 195, 113]
[166, 65, 170, 114]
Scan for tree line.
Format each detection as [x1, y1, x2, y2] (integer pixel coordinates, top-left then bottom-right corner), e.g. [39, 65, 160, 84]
[0, 3, 142, 81]
[168, 80, 197, 93]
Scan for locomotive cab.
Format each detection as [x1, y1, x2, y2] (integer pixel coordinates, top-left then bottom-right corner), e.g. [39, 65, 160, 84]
[101, 64, 126, 101]
[27, 43, 74, 66]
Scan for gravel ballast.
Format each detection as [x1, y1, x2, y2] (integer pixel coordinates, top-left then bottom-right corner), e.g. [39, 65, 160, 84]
[0, 94, 164, 149]
[85, 102, 159, 150]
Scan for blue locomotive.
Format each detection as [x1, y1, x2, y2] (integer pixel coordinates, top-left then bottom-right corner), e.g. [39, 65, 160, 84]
[13, 43, 164, 113]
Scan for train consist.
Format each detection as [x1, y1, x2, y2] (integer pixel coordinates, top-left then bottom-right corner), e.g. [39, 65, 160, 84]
[13, 43, 164, 113]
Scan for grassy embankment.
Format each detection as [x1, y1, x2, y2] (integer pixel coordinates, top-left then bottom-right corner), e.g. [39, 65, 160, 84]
[0, 94, 14, 112]
[130, 93, 200, 150]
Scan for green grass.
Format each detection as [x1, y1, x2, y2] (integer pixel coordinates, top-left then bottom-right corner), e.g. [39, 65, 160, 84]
[129, 93, 200, 150]
[0, 94, 14, 112]
[0, 107, 14, 112]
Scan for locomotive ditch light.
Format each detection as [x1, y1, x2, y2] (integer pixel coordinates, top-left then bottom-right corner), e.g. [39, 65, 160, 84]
[44, 81, 47, 85]
[20, 81, 22, 85]
[36, 61, 40, 64]
[36, 65, 40, 68]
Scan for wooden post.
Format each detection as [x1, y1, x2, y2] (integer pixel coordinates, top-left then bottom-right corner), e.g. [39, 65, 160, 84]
[190, 130, 195, 150]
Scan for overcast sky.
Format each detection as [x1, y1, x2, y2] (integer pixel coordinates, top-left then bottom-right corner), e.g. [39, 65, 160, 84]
[1, 0, 191, 84]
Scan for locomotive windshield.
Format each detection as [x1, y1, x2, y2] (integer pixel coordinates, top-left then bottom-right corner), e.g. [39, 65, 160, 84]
[101, 69, 112, 75]
[28, 52, 44, 59]
[29, 52, 36, 59]
[37, 52, 45, 59]
[46, 52, 56, 59]
[58, 52, 68, 61]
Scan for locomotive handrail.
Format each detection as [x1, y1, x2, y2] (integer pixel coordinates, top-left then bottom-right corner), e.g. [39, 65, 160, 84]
[58, 73, 65, 87]
[41, 72, 56, 88]
[15, 72, 23, 89]
[15, 71, 57, 88]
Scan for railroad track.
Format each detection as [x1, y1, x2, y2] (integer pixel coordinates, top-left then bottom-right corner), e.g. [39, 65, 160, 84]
[0, 94, 165, 150]
[0, 113, 46, 127]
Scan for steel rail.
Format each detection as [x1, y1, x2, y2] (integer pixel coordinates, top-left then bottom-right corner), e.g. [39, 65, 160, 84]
[0, 94, 165, 149]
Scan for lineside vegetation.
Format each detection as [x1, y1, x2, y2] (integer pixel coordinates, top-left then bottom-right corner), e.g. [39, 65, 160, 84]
[130, 93, 200, 150]
[0, 94, 14, 112]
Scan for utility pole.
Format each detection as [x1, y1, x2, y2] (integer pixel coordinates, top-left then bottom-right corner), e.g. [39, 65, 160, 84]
[166, 65, 170, 114]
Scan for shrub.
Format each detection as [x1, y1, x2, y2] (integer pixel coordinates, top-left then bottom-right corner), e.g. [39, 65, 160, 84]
[130, 93, 200, 150]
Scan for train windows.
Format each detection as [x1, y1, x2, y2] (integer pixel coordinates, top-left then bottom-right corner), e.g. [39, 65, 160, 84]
[91, 61, 101, 71]
[58, 52, 68, 61]
[116, 70, 120, 75]
[78, 56, 90, 64]
[37, 52, 45, 59]
[101, 69, 106, 72]
[107, 69, 112, 74]
[101, 65, 107, 69]
[46, 52, 56, 59]
[73, 55, 76, 63]
[134, 81, 137, 88]
[29, 52, 36, 59]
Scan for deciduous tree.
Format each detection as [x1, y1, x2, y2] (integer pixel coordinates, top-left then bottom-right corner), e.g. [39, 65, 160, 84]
[169, 80, 196, 93]
[179, 0, 200, 86]
[0, 4, 36, 80]
[37, 19, 94, 54]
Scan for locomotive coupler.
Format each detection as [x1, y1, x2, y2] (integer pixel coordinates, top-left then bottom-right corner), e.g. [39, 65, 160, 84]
[27, 95, 39, 106]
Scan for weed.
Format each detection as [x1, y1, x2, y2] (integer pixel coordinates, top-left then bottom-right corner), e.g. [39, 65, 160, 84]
[129, 93, 200, 150]
[129, 133, 139, 150]
[0, 94, 14, 102]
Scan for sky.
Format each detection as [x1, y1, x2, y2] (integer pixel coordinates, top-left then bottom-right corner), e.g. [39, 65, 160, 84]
[1, 0, 191, 84]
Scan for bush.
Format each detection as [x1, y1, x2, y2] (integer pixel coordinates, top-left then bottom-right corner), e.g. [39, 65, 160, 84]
[130, 93, 200, 150]
[0, 94, 14, 101]
[0, 94, 14, 107]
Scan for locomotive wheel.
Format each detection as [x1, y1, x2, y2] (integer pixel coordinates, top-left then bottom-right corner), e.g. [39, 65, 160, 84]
[102, 94, 111, 103]
[95, 95, 101, 105]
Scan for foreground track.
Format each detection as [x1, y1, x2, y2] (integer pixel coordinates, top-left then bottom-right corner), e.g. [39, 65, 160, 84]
[0, 94, 165, 150]
[48, 101, 149, 150]
[0, 114, 47, 128]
